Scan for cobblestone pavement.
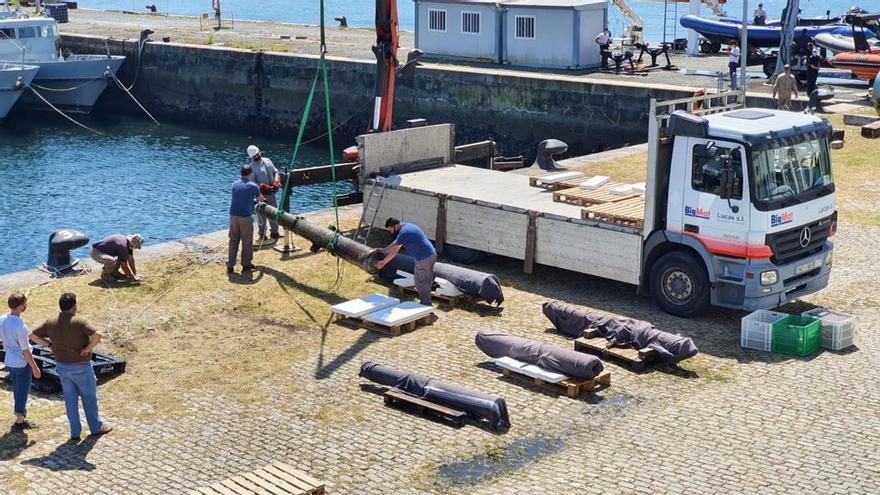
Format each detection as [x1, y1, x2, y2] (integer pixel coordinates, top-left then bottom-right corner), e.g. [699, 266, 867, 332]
[0, 214, 877, 494]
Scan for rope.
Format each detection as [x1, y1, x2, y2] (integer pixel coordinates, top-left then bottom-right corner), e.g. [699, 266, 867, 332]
[30, 76, 103, 92]
[111, 71, 159, 125]
[26, 86, 103, 134]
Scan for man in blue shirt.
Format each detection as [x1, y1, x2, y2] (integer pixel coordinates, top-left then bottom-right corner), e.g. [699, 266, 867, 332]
[227, 164, 264, 273]
[0, 292, 41, 429]
[376, 218, 437, 306]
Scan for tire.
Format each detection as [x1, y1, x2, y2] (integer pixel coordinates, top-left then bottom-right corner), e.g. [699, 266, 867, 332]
[700, 39, 714, 54]
[650, 251, 710, 317]
[709, 41, 722, 54]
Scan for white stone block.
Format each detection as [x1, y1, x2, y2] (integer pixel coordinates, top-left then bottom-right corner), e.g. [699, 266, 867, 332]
[494, 356, 568, 383]
[579, 175, 610, 190]
[331, 293, 401, 318]
[364, 301, 434, 326]
[539, 171, 584, 184]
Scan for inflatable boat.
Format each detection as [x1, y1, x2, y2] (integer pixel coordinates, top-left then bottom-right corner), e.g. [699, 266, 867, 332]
[680, 15, 857, 48]
[829, 51, 880, 82]
[814, 32, 880, 54]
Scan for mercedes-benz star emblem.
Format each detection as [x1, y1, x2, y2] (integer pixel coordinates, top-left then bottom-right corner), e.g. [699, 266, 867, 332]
[799, 227, 812, 248]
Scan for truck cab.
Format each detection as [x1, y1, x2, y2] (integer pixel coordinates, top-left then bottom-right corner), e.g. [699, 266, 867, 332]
[643, 107, 835, 316]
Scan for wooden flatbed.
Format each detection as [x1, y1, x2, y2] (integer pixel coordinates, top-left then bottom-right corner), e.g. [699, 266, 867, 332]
[373, 165, 644, 285]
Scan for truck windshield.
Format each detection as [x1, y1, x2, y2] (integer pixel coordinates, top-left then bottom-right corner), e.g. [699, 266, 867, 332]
[751, 137, 833, 207]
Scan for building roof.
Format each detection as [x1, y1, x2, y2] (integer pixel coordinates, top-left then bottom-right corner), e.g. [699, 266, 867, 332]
[415, 0, 607, 9]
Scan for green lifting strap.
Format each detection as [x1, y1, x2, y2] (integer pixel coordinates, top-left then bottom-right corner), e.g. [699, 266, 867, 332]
[275, 0, 340, 250]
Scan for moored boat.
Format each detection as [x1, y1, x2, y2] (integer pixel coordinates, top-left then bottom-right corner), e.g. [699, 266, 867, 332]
[0, 62, 37, 120]
[0, 13, 125, 114]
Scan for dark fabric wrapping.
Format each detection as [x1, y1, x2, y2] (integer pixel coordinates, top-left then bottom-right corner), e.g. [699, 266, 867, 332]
[474, 330, 604, 380]
[359, 361, 510, 431]
[542, 300, 699, 362]
[378, 254, 504, 305]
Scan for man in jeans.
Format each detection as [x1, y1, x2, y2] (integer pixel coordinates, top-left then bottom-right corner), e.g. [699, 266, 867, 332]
[376, 218, 437, 306]
[30, 293, 112, 441]
[0, 293, 41, 429]
[227, 164, 264, 274]
[90, 233, 144, 283]
[247, 145, 281, 240]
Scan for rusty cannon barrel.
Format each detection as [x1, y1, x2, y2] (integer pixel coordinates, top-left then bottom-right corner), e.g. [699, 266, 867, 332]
[256, 203, 382, 274]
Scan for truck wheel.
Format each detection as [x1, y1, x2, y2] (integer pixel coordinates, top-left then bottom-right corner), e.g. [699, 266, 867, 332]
[650, 251, 710, 317]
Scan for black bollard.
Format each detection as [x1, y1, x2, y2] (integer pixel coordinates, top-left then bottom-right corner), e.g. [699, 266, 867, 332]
[45, 229, 89, 275]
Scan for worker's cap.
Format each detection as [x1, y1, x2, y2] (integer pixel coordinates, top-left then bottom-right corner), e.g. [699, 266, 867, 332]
[247, 145, 260, 159]
[128, 234, 144, 249]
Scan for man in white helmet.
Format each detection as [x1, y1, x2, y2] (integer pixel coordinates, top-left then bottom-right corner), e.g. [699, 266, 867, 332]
[246, 145, 281, 240]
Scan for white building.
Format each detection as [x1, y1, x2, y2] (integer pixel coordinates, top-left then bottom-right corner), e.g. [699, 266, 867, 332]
[414, 0, 608, 69]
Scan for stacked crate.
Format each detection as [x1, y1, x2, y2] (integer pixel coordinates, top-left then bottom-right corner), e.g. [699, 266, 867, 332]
[802, 308, 856, 351]
[740, 310, 787, 351]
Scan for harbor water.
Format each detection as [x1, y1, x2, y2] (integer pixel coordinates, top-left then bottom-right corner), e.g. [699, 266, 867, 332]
[0, 115, 349, 275]
[78, 0, 861, 43]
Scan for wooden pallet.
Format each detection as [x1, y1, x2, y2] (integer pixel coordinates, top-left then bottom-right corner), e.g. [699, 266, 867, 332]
[499, 367, 611, 398]
[334, 313, 433, 336]
[397, 285, 473, 307]
[189, 462, 324, 495]
[574, 329, 658, 372]
[581, 196, 645, 229]
[528, 176, 584, 191]
[552, 183, 641, 206]
[383, 389, 467, 426]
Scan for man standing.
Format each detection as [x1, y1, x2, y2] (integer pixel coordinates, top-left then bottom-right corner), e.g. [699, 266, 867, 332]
[30, 293, 112, 441]
[728, 40, 741, 90]
[753, 3, 767, 25]
[90, 234, 144, 283]
[247, 145, 281, 240]
[376, 218, 436, 306]
[227, 164, 264, 274]
[806, 44, 821, 96]
[1, 293, 41, 430]
[594, 29, 611, 69]
[773, 64, 798, 110]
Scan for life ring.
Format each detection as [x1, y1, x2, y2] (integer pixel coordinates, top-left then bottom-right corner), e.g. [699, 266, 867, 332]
[692, 89, 705, 112]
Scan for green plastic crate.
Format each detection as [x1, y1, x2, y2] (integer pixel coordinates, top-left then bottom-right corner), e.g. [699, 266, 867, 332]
[772, 315, 822, 356]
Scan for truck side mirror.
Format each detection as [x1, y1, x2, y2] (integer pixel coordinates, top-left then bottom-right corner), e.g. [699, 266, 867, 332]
[718, 166, 740, 213]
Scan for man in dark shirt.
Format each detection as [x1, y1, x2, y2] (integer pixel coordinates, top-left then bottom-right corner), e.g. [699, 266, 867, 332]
[227, 164, 264, 273]
[30, 293, 112, 441]
[90, 233, 143, 283]
[376, 218, 437, 306]
[806, 43, 822, 96]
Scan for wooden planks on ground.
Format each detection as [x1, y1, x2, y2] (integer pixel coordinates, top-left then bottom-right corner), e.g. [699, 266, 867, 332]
[383, 389, 467, 426]
[581, 196, 645, 229]
[574, 329, 658, 372]
[334, 313, 433, 336]
[189, 462, 324, 495]
[499, 367, 611, 398]
[552, 183, 641, 207]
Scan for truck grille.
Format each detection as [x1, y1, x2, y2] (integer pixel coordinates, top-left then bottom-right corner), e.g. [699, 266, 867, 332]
[765, 213, 835, 265]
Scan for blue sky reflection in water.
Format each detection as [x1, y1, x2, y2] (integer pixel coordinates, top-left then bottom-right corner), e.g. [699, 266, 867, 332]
[0, 115, 347, 275]
[78, 0, 860, 44]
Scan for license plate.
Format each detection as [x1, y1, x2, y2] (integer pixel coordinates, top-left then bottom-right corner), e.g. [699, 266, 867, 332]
[795, 259, 822, 275]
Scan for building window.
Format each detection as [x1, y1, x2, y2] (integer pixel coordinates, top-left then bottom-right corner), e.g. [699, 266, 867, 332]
[461, 11, 480, 35]
[515, 15, 535, 39]
[428, 9, 447, 32]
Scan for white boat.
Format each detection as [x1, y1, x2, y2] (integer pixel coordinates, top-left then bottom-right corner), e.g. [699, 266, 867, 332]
[0, 62, 37, 120]
[0, 12, 125, 114]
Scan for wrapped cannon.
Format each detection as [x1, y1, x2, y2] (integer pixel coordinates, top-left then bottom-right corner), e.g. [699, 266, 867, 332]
[360, 361, 510, 431]
[475, 330, 604, 380]
[378, 253, 504, 305]
[542, 300, 698, 362]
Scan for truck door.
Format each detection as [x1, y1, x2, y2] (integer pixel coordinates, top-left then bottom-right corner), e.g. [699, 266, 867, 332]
[681, 139, 750, 256]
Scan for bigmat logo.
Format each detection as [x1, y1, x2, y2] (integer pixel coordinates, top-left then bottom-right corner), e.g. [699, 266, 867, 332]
[685, 206, 711, 219]
[771, 211, 794, 227]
